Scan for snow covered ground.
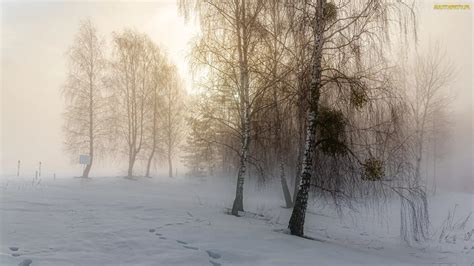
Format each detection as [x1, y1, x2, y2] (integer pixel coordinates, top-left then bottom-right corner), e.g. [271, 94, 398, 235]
[0, 175, 473, 265]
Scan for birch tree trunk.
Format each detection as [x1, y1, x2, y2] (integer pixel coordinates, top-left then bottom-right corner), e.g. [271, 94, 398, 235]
[289, 0, 326, 237]
[145, 133, 156, 177]
[63, 20, 105, 179]
[82, 70, 94, 178]
[293, 98, 304, 205]
[231, 105, 250, 215]
[127, 146, 137, 177]
[145, 89, 158, 178]
[168, 150, 174, 178]
[231, 0, 251, 216]
[145, 147, 155, 177]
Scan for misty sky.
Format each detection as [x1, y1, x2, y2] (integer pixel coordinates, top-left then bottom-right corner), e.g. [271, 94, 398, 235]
[1, 0, 199, 177]
[0, 1, 472, 190]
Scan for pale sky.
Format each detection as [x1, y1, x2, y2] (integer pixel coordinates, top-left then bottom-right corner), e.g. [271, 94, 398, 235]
[0, 0, 199, 177]
[415, 1, 473, 191]
[0, 1, 472, 188]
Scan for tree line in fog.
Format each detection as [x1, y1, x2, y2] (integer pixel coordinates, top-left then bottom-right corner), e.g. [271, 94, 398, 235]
[63, 20, 185, 179]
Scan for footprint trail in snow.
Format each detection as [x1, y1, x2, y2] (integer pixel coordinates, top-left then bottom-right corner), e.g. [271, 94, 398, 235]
[149, 221, 224, 265]
[18, 259, 32, 266]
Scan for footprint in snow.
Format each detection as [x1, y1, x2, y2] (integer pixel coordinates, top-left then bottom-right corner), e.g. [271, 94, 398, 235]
[155, 233, 162, 236]
[176, 240, 198, 250]
[149, 229, 156, 233]
[209, 260, 221, 266]
[12, 253, 21, 257]
[18, 259, 32, 266]
[183, 245, 199, 250]
[159, 237, 167, 240]
[206, 250, 222, 259]
[10, 247, 19, 251]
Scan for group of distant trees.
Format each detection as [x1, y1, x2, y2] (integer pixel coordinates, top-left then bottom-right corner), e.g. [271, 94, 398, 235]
[179, 0, 452, 243]
[62, 20, 185, 179]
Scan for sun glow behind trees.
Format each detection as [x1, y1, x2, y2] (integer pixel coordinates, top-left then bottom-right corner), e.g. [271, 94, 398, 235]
[1, 1, 200, 177]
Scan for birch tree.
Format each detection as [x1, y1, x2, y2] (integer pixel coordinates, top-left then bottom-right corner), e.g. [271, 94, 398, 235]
[110, 30, 153, 177]
[144, 43, 164, 178]
[288, 0, 416, 237]
[180, 0, 268, 215]
[161, 64, 186, 178]
[62, 19, 107, 178]
[180, 0, 425, 241]
[407, 47, 453, 186]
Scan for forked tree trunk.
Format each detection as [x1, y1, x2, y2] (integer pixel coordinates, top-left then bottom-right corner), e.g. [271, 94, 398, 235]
[289, 0, 325, 237]
[146, 102, 158, 178]
[145, 148, 155, 178]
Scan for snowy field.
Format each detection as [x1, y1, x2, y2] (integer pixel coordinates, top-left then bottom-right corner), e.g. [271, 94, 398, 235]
[0, 175, 473, 265]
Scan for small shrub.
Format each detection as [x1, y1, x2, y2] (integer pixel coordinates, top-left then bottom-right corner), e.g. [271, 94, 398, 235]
[324, 2, 338, 23]
[317, 107, 346, 155]
[362, 157, 384, 181]
[350, 85, 369, 109]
